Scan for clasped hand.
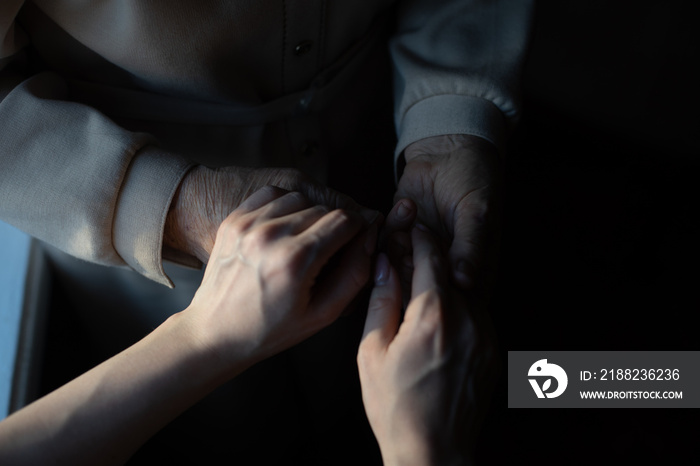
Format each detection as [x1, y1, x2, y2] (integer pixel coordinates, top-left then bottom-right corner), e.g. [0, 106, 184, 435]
[181, 185, 378, 373]
[184, 185, 495, 465]
[173, 133, 501, 462]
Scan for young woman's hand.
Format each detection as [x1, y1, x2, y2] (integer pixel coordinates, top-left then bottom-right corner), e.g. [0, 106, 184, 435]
[358, 225, 497, 466]
[183, 185, 378, 375]
[0, 186, 378, 466]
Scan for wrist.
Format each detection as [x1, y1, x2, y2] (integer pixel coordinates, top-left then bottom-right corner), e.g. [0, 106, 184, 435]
[162, 307, 252, 385]
[381, 447, 472, 466]
[404, 134, 497, 163]
[376, 429, 472, 466]
[163, 165, 216, 263]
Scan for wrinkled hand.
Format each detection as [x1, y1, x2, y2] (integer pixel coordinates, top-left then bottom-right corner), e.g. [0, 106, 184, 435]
[183, 186, 377, 373]
[165, 166, 379, 263]
[385, 135, 501, 292]
[358, 225, 496, 466]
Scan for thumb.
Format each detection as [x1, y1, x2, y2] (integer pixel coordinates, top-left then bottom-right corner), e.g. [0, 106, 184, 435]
[360, 253, 402, 354]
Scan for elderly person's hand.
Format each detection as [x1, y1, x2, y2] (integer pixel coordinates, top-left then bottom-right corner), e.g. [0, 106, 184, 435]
[384, 135, 502, 293]
[165, 166, 380, 264]
[358, 224, 497, 466]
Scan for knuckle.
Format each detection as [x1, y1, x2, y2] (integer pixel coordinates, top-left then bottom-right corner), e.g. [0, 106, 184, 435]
[288, 239, 318, 268]
[240, 230, 266, 255]
[252, 222, 285, 244]
[326, 208, 353, 225]
[239, 223, 283, 255]
[282, 190, 308, 203]
[220, 213, 251, 238]
[259, 184, 287, 197]
[417, 313, 442, 340]
[426, 249, 443, 270]
[415, 246, 446, 278]
[423, 287, 445, 310]
[368, 294, 395, 313]
[456, 192, 491, 224]
[413, 290, 445, 333]
[331, 191, 357, 210]
[311, 204, 330, 215]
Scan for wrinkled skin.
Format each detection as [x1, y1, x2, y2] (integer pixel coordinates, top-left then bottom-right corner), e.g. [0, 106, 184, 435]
[385, 134, 502, 294]
[165, 166, 379, 263]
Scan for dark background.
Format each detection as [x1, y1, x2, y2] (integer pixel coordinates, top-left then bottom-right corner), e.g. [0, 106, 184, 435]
[482, 0, 699, 463]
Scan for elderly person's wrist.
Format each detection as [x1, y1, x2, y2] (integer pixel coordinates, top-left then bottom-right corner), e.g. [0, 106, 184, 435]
[163, 165, 218, 263]
[404, 134, 497, 162]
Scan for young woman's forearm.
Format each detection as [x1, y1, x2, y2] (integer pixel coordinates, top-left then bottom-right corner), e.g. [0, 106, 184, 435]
[0, 310, 242, 466]
[0, 187, 375, 465]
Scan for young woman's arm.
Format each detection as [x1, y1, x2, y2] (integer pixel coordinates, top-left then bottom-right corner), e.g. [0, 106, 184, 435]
[0, 313, 228, 465]
[0, 186, 377, 465]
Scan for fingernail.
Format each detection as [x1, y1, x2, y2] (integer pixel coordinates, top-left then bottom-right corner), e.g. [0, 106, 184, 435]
[414, 223, 430, 232]
[374, 253, 390, 285]
[364, 223, 378, 256]
[396, 201, 412, 220]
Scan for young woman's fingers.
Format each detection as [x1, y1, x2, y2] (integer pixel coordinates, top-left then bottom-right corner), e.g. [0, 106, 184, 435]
[379, 198, 417, 250]
[254, 190, 313, 221]
[409, 224, 450, 302]
[359, 253, 402, 354]
[235, 185, 290, 214]
[307, 221, 376, 321]
[295, 209, 366, 276]
[266, 204, 331, 236]
[386, 231, 411, 267]
[384, 230, 414, 309]
[218, 189, 314, 246]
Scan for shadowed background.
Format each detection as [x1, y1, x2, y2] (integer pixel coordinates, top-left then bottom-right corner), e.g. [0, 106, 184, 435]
[482, 0, 699, 463]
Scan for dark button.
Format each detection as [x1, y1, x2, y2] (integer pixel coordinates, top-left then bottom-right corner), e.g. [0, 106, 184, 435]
[294, 41, 313, 56]
[299, 141, 318, 159]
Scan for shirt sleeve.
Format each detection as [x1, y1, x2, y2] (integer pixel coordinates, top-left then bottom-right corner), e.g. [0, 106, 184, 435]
[390, 0, 533, 160]
[0, 2, 192, 288]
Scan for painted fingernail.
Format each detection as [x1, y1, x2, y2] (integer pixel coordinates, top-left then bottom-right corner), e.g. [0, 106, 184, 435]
[374, 253, 390, 285]
[364, 223, 378, 255]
